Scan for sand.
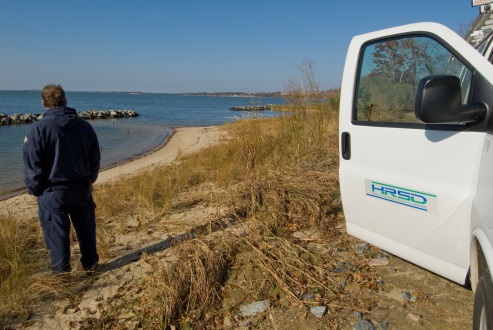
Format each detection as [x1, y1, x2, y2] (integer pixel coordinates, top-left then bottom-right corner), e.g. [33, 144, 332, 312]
[0, 125, 229, 329]
[97, 126, 224, 183]
[1, 125, 475, 329]
[0, 126, 225, 217]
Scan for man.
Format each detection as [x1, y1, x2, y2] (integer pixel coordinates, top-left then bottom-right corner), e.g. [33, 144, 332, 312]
[23, 84, 101, 274]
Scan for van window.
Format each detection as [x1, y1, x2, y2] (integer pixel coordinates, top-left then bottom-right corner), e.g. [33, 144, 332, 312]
[355, 36, 472, 123]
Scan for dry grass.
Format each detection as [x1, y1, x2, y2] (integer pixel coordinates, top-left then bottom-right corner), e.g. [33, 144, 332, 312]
[93, 130, 246, 222]
[86, 237, 237, 329]
[0, 213, 41, 318]
[0, 213, 74, 322]
[1, 62, 352, 328]
[82, 82, 348, 327]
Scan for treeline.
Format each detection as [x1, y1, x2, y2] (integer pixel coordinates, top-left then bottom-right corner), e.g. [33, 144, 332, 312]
[179, 89, 340, 98]
[179, 92, 283, 97]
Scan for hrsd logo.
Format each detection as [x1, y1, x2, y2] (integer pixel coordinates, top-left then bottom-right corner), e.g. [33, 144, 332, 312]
[365, 180, 437, 212]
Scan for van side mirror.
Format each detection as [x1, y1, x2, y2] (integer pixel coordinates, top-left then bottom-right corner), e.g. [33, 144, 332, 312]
[415, 75, 486, 124]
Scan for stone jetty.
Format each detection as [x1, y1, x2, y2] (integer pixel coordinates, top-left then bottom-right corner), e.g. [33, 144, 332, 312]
[0, 110, 139, 125]
[229, 105, 273, 111]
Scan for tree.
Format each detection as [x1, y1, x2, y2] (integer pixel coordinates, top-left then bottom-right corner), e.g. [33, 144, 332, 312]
[370, 38, 426, 86]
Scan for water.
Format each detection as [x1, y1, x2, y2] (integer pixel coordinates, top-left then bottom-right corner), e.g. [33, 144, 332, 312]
[0, 90, 284, 195]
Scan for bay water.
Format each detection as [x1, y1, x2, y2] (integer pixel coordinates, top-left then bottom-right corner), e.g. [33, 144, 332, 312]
[0, 91, 284, 195]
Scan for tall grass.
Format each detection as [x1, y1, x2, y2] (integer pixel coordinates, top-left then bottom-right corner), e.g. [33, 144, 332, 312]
[0, 213, 52, 320]
[88, 60, 345, 327]
[93, 131, 248, 225]
[1, 60, 347, 327]
[88, 237, 237, 329]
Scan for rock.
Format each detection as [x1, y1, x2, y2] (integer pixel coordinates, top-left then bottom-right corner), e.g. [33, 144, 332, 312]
[302, 293, 316, 301]
[355, 243, 369, 254]
[407, 312, 422, 322]
[292, 227, 321, 241]
[307, 242, 331, 253]
[377, 322, 389, 330]
[402, 291, 416, 302]
[368, 256, 389, 267]
[310, 306, 327, 319]
[353, 319, 377, 330]
[19, 114, 32, 122]
[0, 110, 138, 125]
[10, 114, 21, 124]
[229, 105, 273, 111]
[353, 311, 362, 319]
[78, 112, 91, 119]
[240, 300, 269, 317]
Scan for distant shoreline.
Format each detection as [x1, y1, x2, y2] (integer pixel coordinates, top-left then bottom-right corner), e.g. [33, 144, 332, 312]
[0, 89, 284, 98]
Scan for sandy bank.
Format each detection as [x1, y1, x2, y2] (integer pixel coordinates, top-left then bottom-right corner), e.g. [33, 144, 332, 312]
[0, 126, 225, 216]
[97, 126, 224, 183]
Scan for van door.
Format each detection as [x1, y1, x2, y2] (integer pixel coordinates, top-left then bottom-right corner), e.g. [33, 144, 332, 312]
[339, 23, 493, 284]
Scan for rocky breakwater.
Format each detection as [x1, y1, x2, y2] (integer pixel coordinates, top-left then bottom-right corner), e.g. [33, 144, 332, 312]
[229, 105, 273, 111]
[0, 110, 139, 125]
[77, 110, 139, 120]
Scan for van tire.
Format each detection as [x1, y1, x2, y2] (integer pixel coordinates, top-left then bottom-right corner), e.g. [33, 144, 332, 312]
[473, 269, 493, 330]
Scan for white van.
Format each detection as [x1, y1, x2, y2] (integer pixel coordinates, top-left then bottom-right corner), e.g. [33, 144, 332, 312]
[339, 21, 493, 329]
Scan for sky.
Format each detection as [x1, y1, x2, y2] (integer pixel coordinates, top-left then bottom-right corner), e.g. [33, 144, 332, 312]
[0, 0, 481, 93]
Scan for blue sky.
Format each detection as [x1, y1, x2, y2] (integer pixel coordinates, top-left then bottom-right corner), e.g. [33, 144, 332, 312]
[0, 0, 480, 93]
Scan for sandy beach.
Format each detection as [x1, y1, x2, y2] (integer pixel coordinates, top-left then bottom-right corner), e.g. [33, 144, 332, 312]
[1, 124, 475, 329]
[97, 126, 224, 183]
[0, 125, 231, 329]
[0, 126, 224, 217]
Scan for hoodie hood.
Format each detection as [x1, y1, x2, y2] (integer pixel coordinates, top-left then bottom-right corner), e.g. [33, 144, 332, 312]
[43, 106, 81, 128]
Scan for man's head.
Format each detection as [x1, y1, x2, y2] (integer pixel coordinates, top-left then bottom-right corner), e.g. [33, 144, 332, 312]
[41, 84, 67, 109]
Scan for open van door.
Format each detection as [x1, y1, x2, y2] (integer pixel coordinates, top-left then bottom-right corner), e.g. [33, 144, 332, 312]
[339, 22, 493, 284]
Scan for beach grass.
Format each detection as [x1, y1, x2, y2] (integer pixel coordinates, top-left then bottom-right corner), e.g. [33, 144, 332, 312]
[0, 61, 346, 327]
[0, 212, 57, 320]
[85, 63, 345, 327]
[0, 212, 103, 323]
[0, 213, 37, 315]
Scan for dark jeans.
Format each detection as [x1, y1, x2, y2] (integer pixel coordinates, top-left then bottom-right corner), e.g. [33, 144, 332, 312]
[37, 183, 99, 273]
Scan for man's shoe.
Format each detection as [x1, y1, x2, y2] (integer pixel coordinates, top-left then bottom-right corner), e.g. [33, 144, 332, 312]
[83, 263, 99, 276]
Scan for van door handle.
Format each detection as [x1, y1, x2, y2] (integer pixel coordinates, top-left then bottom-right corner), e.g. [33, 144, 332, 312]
[341, 132, 351, 160]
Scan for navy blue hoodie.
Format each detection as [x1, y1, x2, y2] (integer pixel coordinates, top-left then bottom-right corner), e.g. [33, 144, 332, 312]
[22, 107, 101, 196]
